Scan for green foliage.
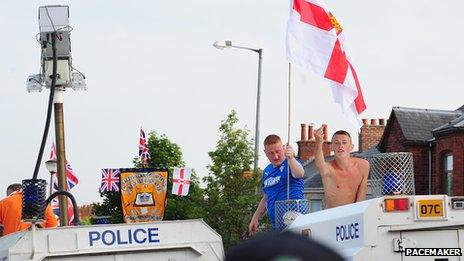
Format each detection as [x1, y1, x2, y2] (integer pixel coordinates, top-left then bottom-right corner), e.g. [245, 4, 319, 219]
[93, 131, 204, 223]
[79, 216, 93, 226]
[92, 118, 263, 250]
[202, 110, 262, 250]
[92, 191, 123, 223]
[135, 131, 204, 220]
[134, 131, 184, 170]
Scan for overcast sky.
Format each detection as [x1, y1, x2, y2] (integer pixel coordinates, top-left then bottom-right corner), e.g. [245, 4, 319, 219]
[1, 1, 463, 205]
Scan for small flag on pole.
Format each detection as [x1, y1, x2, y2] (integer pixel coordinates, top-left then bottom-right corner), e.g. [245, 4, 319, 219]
[139, 128, 151, 165]
[49, 142, 78, 225]
[51, 173, 75, 225]
[65, 163, 79, 190]
[50, 142, 57, 160]
[49, 142, 79, 190]
[286, 0, 366, 127]
[100, 169, 121, 192]
[172, 167, 192, 196]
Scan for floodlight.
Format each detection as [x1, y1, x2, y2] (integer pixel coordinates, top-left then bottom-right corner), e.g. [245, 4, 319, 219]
[70, 71, 86, 91]
[26, 74, 44, 92]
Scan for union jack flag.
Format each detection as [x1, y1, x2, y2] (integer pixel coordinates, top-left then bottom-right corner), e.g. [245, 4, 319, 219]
[49, 142, 78, 225]
[100, 168, 120, 192]
[65, 163, 78, 190]
[50, 143, 57, 160]
[51, 173, 75, 225]
[139, 128, 151, 164]
[49, 142, 79, 190]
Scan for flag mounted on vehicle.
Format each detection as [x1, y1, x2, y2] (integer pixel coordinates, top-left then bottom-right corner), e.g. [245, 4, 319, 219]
[139, 127, 151, 165]
[172, 167, 192, 196]
[100, 168, 121, 192]
[119, 168, 168, 223]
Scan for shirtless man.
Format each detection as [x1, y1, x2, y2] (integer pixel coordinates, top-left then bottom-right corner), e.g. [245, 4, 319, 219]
[314, 125, 369, 208]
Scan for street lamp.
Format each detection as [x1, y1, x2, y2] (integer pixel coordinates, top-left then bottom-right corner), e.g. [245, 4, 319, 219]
[213, 40, 263, 173]
[45, 160, 57, 196]
[45, 160, 57, 173]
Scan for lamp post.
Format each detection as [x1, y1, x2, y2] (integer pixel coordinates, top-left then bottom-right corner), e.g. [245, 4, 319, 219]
[213, 40, 263, 173]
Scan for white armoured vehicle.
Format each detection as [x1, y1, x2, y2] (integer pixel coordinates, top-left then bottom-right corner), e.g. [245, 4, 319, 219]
[0, 219, 224, 260]
[287, 194, 464, 260]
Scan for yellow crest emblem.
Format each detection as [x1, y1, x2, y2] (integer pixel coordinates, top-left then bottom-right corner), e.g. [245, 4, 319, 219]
[329, 12, 342, 34]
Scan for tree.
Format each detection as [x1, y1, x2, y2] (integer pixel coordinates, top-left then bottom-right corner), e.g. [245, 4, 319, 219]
[92, 191, 123, 223]
[141, 131, 204, 220]
[92, 131, 204, 223]
[202, 110, 262, 249]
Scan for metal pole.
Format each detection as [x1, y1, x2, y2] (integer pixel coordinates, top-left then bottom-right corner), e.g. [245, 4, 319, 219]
[287, 64, 291, 145]
[287, 63, 291, 201]
[54, 89, 69, 226]
[213, 42, 263, 172]
[49, 172, 54, 197]
[253, 49, 263, 173]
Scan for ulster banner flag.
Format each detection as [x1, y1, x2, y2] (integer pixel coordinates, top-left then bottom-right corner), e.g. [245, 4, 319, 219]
[172, 167, 192, 196]
[286, 0, 366, 127]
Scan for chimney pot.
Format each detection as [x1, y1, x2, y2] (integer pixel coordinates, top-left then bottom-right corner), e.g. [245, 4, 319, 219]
[301, 124, 308, 141]
[308, 124, 314, 140]
[359, 116, 387, 152]
[323, 124, 328, 141]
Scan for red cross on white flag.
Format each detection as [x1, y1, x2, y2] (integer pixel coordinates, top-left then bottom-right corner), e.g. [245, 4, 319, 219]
[286, 0, 366, 127]
[172, 167, 192, 196]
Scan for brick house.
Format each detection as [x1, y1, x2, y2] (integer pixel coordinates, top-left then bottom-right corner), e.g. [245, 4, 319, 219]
[378, 106, 464, 196]
[78, 204, 93, 220]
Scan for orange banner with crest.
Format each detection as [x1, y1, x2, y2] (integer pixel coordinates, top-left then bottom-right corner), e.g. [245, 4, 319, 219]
[120, 168, 168, 223]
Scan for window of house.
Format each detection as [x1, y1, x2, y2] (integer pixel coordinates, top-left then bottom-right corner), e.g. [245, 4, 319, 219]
[443, 153, 453, 196]
[310, 200, 323, 213]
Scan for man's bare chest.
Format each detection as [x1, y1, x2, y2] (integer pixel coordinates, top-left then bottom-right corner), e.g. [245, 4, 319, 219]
[327, 169, 362, 190]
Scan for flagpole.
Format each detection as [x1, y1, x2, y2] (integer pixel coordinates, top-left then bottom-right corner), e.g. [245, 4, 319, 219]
[287, 63, 291, 201]
[140, 126, 144, 168]
[139, 127, 150, 168]
[54, 89, 70, 226]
